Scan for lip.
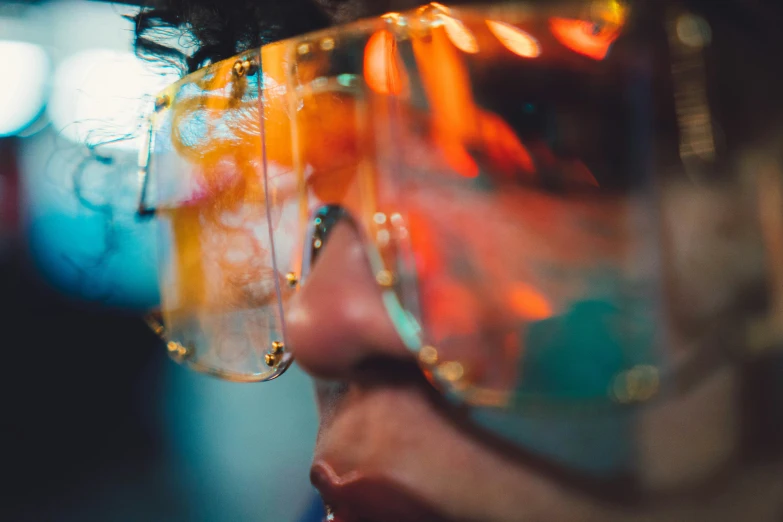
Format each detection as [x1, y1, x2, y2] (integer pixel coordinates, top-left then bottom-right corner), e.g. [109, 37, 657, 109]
[311, 461, 452, 522]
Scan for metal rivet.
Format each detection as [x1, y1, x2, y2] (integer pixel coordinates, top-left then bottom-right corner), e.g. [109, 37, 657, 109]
[233, 60, 246, 76]
[166, 341, 191, 360]
[376, 229, 390, 247]
[271, 341, 285, 355]
[320, 37, 335, 51]
[611, 365, 659, 403]
[297, 43, 311, 55]
[233, 59, 257, 77]
[146, 316, 165, 337]
[286, 272, 299, 287]
[154, 94, 170, 111]
[375, 269, 395, 288]
[437, 361, 464, 382]
[419, 345, 439, 366]
[264, 353, 279, 367]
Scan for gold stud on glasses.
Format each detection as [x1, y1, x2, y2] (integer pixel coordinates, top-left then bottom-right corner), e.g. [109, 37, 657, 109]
[264, 341, 286, 367]
[419, 345, 439, 366]
[285, 272, 299, 288]
[320, 37, 335, 51]
[375, 269, 395, 288]
[437, 361, 465, 382]
[166, 341, 192, 361]
[154, 94, 170, 112]
[611, 365, 660, 404]
[382, 12, 403, 23]
[232, 58, 257, 77]
[145, 314, 165, 337]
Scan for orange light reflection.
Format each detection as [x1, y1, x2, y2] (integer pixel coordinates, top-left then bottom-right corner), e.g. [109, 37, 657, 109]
[438, 13, 479, 54]
[509, 282, 554, 320]
[486, 20, 541, 58]
[364, 29, 408, 95]
[549, 18, 620, 60]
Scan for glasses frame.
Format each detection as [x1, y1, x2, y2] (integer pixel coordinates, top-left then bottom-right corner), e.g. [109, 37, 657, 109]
[133, 1, 782, 412]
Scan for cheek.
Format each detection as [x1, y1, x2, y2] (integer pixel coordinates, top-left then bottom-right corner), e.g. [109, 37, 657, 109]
[636, 365, 741, 490]
[661, 182, 765, 334]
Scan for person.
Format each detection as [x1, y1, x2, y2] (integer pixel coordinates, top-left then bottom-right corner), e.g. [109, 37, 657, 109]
[132, 0, 783, 520]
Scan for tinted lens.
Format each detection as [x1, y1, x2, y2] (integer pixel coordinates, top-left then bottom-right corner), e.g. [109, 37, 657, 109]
[143, 1, 780, 404]
[144, 55, 290, 381]
[378, 2, 776, 409]
[386, 2, 661, 408]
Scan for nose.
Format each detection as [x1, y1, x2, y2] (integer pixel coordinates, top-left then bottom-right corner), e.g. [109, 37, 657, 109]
[284, 219, 412, 380]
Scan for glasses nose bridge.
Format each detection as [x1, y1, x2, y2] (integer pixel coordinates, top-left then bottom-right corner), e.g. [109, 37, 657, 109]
[292, 199, 423, 348]
[304, 204, 350, 273]
[297, 203, 398, 298]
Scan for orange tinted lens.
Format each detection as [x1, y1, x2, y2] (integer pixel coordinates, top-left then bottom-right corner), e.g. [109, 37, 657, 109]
[147, 53, 292, 380]
[145, 1, 774, 411]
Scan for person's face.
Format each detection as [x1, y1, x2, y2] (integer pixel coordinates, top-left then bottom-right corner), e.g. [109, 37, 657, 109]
[146, 1, 783, 520]
[258, 2, 783, 522]
[288, 202, 780, 522]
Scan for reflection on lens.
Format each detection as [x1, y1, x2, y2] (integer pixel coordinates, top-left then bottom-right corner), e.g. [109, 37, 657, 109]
[142, 1, 776, 417]
[486, 21, 541, 58]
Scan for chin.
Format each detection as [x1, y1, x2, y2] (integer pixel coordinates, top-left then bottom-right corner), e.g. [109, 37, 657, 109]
[307, 372, 592, 522]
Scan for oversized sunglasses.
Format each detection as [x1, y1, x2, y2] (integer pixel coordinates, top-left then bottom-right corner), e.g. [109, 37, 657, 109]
[137, 0, 781, 430]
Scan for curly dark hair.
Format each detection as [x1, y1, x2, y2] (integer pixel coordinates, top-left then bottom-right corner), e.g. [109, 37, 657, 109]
[130, 0, 330, 74]
[129, 0, 783, 161]
[130, 0, 434, 74]
[131, 0, 783, 77]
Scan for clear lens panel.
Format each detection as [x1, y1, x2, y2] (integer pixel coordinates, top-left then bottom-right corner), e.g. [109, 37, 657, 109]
[253, 1, 665, 405]
[147, 54, 291, 381]
[144, 1, 778, 403]
[375, 1, 773, 409]
[260, 17, 414, 345]
[379, 2, 663, 407]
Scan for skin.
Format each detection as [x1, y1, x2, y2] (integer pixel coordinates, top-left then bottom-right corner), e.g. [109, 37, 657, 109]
[138, 0, 783, 518]
[286, 214, 782, 521]
[273, 2, 783, 521]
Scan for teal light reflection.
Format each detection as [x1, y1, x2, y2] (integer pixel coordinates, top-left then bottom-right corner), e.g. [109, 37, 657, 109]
[20, 129, 159, 309]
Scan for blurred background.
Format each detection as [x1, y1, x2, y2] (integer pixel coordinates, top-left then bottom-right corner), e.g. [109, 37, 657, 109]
[0, 1, 320, 520]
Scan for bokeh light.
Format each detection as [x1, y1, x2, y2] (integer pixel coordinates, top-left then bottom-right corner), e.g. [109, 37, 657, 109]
[438, 13, 479, 54]
[486, 21, 541, 58]
[48, 49, 177, 150]
[0, 41, 49, 136]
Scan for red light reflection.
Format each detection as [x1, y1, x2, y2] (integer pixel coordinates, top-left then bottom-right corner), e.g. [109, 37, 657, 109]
[364, 29, 408, 95]
[549, 17, 620, 60]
